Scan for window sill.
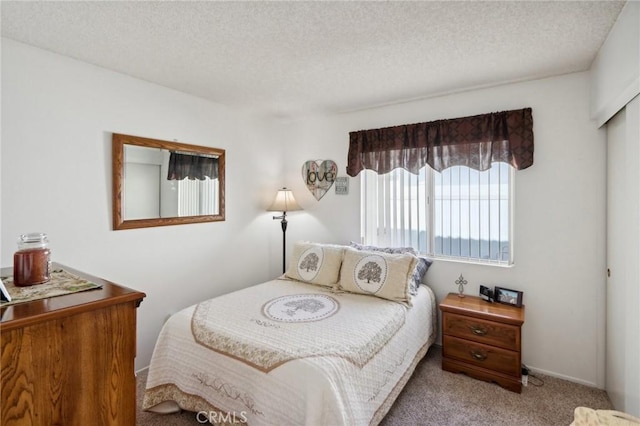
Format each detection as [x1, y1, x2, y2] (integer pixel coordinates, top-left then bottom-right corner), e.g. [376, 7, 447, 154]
[425, 255, 514, 268]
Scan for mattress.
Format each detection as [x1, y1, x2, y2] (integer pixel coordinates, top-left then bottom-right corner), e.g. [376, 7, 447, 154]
[143, 278, 436, 425]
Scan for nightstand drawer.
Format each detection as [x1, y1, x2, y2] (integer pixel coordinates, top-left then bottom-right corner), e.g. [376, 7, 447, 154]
[442, 335, 521, 376]
[443, 312, 520, 351]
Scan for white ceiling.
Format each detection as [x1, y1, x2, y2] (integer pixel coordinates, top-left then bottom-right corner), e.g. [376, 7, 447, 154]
[1, 1, 626, 119]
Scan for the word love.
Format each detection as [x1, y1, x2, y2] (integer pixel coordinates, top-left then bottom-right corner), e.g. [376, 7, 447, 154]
[301, 160, 337, 200]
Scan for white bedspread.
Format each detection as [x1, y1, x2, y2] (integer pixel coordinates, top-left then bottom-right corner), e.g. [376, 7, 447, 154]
[143, 278, 436, 425]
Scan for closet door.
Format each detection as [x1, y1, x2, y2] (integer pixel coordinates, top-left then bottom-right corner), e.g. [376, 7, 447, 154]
[606, 107, 626, 410]
[606, 96, 640, 416]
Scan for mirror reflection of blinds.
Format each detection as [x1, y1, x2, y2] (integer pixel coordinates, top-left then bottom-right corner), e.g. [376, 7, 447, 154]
[178, 178, 219, 216]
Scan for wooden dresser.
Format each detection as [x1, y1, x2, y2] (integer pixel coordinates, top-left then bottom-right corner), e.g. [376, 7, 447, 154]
[439, 292, 525, 393]
[1, 264, 145, 425]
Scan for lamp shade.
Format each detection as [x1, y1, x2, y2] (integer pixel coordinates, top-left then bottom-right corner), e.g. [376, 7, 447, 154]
[268, 188, 302, 212]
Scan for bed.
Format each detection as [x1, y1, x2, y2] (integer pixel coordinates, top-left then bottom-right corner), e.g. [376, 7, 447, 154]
[143, 243, 436, 425]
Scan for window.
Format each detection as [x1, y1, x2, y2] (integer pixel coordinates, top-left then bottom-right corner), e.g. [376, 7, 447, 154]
[361, 162, 513, 265]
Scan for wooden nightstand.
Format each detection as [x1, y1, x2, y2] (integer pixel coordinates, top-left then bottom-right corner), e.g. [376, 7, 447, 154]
[439, 292, 525, 393]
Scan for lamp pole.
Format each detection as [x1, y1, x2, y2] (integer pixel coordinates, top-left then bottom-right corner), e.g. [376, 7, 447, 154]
[268, 187, 301, 275]
[277, 211, 288, 273]
[272, 211, 288, 273]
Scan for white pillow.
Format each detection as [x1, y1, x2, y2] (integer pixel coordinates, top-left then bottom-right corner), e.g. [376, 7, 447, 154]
[285, 242, 345, 287]
[338, 247, 418, 305]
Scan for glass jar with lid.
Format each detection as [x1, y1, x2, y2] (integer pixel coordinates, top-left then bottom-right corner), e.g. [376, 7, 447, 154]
[13, 232, 51, 286]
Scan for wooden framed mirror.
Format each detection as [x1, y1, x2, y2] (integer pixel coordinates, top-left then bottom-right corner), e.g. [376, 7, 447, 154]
[112, 133, 225, 230]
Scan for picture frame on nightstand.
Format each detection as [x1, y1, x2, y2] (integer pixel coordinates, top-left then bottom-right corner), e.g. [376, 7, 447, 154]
[479, 285, 494, 302]
[494, 286, 523, 307]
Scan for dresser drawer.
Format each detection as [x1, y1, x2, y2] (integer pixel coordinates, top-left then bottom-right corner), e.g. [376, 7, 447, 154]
[443, 312, 520, 351]
[442, 335, 521, 376]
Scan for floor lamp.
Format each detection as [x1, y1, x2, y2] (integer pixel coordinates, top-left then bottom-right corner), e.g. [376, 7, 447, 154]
[268, 187, 303, 273]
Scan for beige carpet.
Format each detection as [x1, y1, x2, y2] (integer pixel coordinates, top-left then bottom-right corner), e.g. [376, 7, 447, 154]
[136, 346, 612, 425]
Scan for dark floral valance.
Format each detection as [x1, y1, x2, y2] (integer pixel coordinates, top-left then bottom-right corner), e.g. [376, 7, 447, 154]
[167, 152, 219, 181]
[346, 107, 533, 176]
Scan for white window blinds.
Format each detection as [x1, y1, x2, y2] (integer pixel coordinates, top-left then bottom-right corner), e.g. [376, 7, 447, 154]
[361, 162, 513, 265]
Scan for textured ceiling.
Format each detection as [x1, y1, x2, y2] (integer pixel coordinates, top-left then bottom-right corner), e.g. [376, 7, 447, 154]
[1, 1, 626, 119]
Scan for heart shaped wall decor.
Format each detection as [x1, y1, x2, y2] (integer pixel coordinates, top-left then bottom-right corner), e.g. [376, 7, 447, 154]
[302, 160, 337, 201]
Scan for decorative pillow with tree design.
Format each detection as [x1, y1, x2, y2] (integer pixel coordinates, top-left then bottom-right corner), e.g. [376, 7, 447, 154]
[337, 247, 418, 305]
[349, 242, 432, 295]
[285, 242, 345, 287]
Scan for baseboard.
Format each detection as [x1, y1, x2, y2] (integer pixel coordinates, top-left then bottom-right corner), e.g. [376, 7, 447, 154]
[526, 365, 601, 389]
[135, 365, 150, 376]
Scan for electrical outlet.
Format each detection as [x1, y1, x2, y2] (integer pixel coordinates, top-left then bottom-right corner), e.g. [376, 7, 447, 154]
[521, 365, 529, 386]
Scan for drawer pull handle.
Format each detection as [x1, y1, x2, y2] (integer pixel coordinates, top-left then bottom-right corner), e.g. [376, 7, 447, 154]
[469, 326, 488, 336]
[470, 350, 487, 361]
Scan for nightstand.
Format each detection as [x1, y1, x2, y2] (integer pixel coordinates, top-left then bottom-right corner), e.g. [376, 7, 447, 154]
[439, 292, 525, 393]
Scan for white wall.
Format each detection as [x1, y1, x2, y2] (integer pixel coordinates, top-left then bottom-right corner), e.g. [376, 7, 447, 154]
[0, 39, 284, 369]
[590, 1, 640, 127]
[123, 146, 163, 219]
[1, 38, 610, 387]
[280, 72, 607, 387]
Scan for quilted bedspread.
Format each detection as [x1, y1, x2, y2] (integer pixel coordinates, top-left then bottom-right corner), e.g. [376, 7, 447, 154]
[143, 278, 436, 425]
